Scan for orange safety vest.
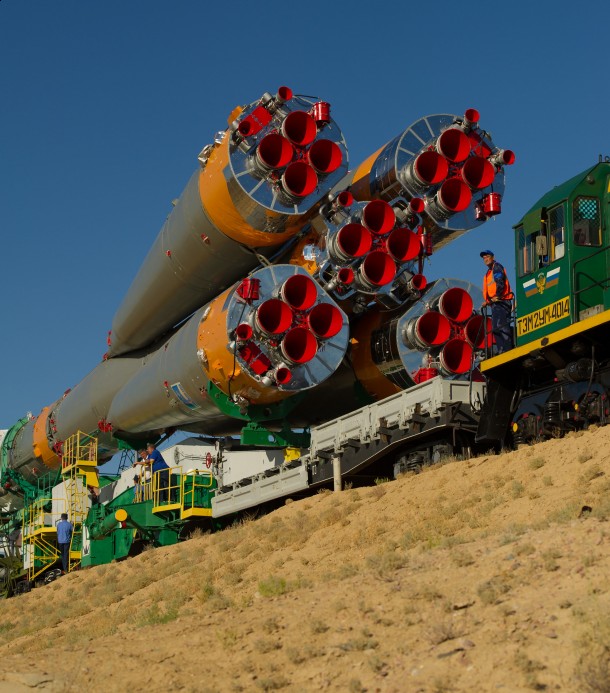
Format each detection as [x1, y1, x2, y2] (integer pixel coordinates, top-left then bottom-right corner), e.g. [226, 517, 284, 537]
[483, 262, 513, 302]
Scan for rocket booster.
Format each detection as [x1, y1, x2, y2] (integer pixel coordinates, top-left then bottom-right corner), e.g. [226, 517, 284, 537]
[107, 265, 348, 434]
[347, 109, 514, 250]
[107, 88, 348, 357]
[350, 279, 489, 400]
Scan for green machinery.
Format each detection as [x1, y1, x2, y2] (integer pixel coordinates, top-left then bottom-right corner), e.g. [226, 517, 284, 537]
[1, 432, 216, 587]
[513, 161, 610, 346]
[82, 461, 217, 567]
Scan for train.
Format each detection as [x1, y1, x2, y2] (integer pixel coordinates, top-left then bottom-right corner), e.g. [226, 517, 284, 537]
[1, 83, 604, 597]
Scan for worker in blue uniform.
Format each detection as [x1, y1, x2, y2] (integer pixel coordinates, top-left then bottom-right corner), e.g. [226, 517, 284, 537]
[146, 443, 170, 503]
[56, 513, 73, 574]
[481, 249, 514, 354]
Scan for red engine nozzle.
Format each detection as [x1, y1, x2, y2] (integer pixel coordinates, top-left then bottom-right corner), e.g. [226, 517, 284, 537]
[274, 366, 293, 385]
[337, 267, 354, 285]
[437, 287, 474, 324]
[276, 86, 293, 103]
[437, 128, 471, 163]
[362, 200, 396, 235]
[256, 133, 294, 171]
[434, 178, 472, 214]
[409, 274, 427, 292]
[336, 191, 354, 208]
[255, 299, 293, 336]
[281, 162, 318, 198]
[307, 138, 343, 175]
[490, 149, 516, 167]
[415, 311, 451, 347]
[461, 156, 496, 190]
[439, 338, 474, 375]
[307, 303, 343, 340]
[280, 274, 318, 312]
[411, 151, 449, 187]
[281, 327, 318, 364]
[409, 197, 425, 214]
[465, 315, 493, 349]
[331, 223, 372, 261]
[386, 228, 421, 262]
[235, 323, 253, 341]
[403, 311, 451, 350]
[463, 108, 480, 131]
[281, 110, 317, 147]
[359, 251, 397, 288]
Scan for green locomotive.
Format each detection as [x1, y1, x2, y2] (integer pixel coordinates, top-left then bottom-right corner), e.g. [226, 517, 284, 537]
[479, 159, 610, 446]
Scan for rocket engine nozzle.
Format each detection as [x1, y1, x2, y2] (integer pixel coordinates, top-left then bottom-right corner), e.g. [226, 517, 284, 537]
[403, 311, 451, 350]
[490, 149, 516, 167]
[436, 128, 471, 163]
[461, 156, 496, 190]
[281, 110, 318, 147]
[307, 303, 343, 340]
[426, 178, 472, 219]
[329, 223, 372, 261]
[404, 151, 449, 193]
[386, 228, 421, 262]
[281, 327, 318, 364]
[235, 323, 254, 342]
[280, 274, 318, 312]
[437, 287, 474, 324]
[463, 108, 480, 130]
[408, 273, 427, 292]
[281, 162, 318, 199]
[255, 133, 294, 171]
[276, 85, 293, 103]
[438, 338, 473, 375]
[362, 200, 396, 235]
[274, 366, 293, 385]
[337, 267, 354, 285]
[255, 299, 294, 336]
[465, 314, 493, 349]
[356, 251, 397, 290]
[307, 139, 343, 175]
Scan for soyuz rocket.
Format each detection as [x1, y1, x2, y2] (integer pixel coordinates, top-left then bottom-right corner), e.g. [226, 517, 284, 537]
[0, 86, 514, 509]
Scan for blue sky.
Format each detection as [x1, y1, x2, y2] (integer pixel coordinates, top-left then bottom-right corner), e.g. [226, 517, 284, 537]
[1, 0, 610, 431]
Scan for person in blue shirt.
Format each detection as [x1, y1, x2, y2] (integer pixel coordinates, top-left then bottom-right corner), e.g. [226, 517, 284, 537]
[146, 443, 170, 503]
[481, 250, 514, 354]
[56, 513, 73, 574]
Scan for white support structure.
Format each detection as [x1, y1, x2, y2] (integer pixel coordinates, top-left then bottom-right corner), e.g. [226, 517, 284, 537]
[309, 377, 485, 461]
[212, 462, 309, 517]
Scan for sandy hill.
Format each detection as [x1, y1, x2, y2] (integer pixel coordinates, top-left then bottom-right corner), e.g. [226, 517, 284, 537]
[1, 427, 610, 693]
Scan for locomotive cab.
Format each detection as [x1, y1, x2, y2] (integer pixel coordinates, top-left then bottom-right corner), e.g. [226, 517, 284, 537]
[514, 162, 610, 346]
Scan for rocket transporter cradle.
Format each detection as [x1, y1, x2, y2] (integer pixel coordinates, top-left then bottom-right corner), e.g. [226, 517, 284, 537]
[0, 86, 517, 588]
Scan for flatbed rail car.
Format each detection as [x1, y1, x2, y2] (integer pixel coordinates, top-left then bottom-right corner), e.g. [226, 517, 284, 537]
[212, 376, 486, 517]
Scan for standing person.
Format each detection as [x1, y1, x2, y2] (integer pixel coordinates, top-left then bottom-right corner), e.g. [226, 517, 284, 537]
[146, 443, 170, 503]
[56, 513, 73, 575]
[481, 250, 514, 354]
[133, 450, 152, 501]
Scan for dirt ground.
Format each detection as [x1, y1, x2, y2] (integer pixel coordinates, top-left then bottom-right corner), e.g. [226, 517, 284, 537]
[1, 426, 610, 692]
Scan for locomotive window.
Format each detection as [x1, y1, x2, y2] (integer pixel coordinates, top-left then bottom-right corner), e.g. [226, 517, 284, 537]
[573, 196, 601, 246]
[517, 225, 535, 276]
[548, 204, 565, 260]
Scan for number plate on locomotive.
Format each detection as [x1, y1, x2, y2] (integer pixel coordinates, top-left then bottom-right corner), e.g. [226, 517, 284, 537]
[516, 297, 570, 337]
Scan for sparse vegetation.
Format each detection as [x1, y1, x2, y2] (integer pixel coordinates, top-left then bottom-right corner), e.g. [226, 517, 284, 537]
[529, 457, 546, 470]
[2, 426, 610, 692]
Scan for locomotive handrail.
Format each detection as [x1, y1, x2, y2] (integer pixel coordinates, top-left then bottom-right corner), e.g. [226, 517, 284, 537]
[572, 243, 610, 316]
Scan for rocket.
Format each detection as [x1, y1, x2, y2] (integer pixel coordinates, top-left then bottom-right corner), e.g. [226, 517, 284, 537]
[0, 85, 513, 510]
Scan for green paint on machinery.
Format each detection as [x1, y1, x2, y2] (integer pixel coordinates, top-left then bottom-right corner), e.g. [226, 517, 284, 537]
[82, 470, 217, 567]
[513, 162, 610, 346]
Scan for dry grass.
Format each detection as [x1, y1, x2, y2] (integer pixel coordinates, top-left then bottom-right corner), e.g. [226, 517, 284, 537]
[3, 426, 610, 690]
